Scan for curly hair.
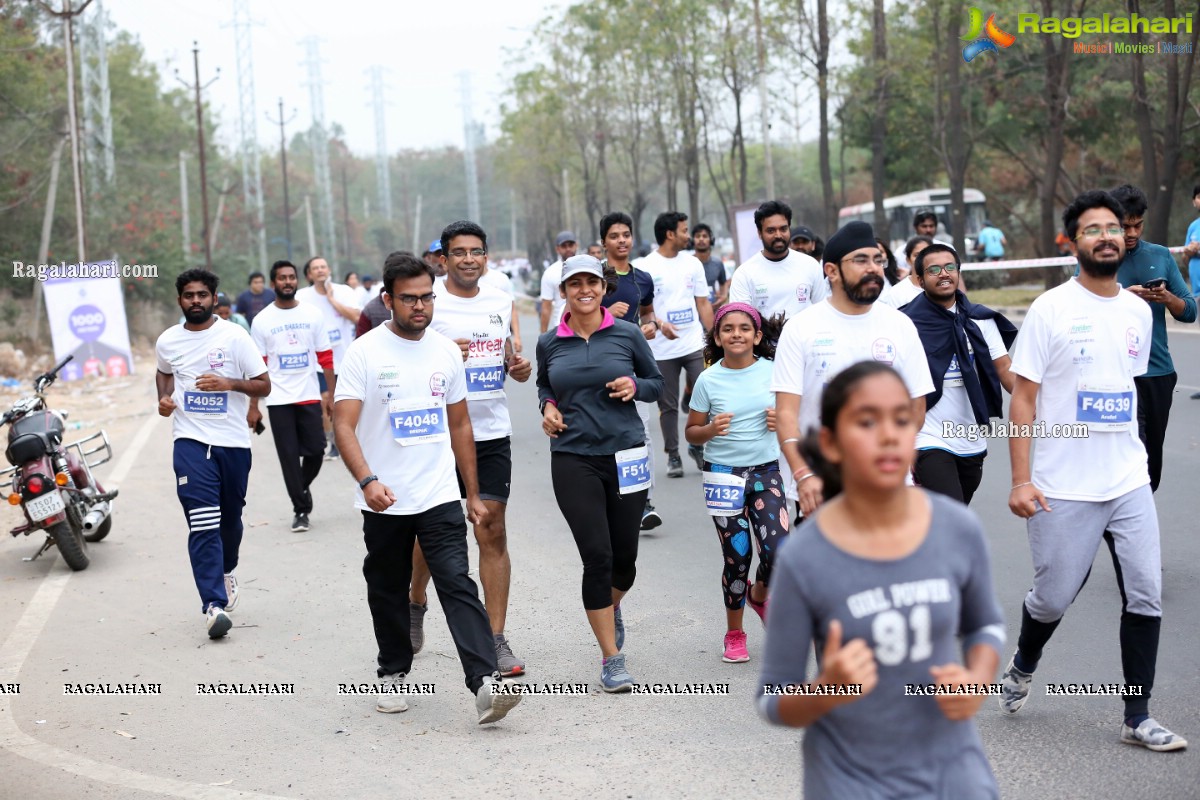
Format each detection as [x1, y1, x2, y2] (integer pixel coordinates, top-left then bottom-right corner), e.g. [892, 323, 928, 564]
[703, 309, 786, 365]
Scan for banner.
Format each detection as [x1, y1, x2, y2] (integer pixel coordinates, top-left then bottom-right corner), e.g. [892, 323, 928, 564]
[42, 272, 135, 381]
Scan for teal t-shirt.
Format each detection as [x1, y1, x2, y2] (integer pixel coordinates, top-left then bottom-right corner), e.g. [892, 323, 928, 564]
[689, 357, 779, 468]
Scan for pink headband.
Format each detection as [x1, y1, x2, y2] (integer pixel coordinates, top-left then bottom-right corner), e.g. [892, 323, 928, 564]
[713, 302, 762, 331]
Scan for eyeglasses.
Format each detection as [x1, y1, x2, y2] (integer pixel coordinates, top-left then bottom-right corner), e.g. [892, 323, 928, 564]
[842, 255, 888, 268]
[448, 248, 487, 259]
[393, 292, 436, 307]
[1075, 225, 1123, 240]
[924, 264, 959, 276]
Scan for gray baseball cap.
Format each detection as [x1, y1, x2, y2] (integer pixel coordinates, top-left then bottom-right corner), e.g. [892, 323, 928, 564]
[560, 254, 604, 282]
[555, 230, 577, 246]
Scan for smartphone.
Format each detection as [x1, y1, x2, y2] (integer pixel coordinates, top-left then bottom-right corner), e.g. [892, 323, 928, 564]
[254, 419, 266, 435]
[1142, 278, 1167, 290]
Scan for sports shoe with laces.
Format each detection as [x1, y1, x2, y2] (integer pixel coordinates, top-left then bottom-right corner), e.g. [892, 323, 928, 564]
[640, 504, 662, 531]
[722, 630, 749, 663]
[687, 444, 705, 472]
[205, 605, 232, 639]
[1121, 718, 1188, 752]
[667, 454, 684, 478]
[409, 601, 427, 654]
[223, 572, 240, 613]
[291, 513, 309, 532]
[494, 633, 525, 677]
[475, 674, 521, 724]
[998, 655, 1033, 715]
[375, 672, 408, 713]
[600, 654, 635, 693]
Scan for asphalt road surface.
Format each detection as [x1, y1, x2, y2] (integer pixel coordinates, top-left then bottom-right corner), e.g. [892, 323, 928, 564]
[1, 312, 1197, 799]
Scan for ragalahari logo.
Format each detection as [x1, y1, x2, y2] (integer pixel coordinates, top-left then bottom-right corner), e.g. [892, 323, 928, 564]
[962, 8, 1016, 62]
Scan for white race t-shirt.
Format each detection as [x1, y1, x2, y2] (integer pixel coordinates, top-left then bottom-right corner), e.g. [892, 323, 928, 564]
[250, 302, 331, 407]
[430, 280, 513, 441]
[916, 315, 1007, 455]
[480, 268, 515, 299]
[540, 260, 566, 328]
[640, 249, 709, 360]
[1009, 278, 1151, 501]
[296, 282, 361, 372]
[772, 300, 935, 441]
[878, 277, 924, 309]
[155, 318, 267, 448]
[728, 249, 828, 320]
[334, 325, 468, 515]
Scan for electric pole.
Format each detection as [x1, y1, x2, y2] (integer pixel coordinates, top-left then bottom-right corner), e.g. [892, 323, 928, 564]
[265, 98, 296, 258]
[176, 43, 219, 272]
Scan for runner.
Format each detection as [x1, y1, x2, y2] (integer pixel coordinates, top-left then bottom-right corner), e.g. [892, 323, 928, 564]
[596, 211, 664, 531]
[155, 268, 271, 639]
[773, 221, 934, 520]
[880, 236, 934, 307]
[296, 256, 361, 460]
[684, 302, 787, 664]
[728, 200, 827, 321]
[539, 231, 577, 333]
[759, 361, 1004, 799]
[477, 255, 523, 354]
[640, 211, 714, 478]
[1001, 190, 1186, 751]
[901, 243, 1016, 504]
[332, 251, 520, 724]
[692, 222, 729, 309]
[536, 254, 664, 692]
[248, 260, 335, 532]
[407, 220, 532, 677]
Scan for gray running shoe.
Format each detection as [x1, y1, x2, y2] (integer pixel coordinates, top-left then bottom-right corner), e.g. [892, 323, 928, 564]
[600, 654, 634, 693]
[475, 674, 521, 724]
[667, 454, 684, 478]
[494, 633, 525, 677]
[409, 601, 427, 654]
[998, 655, 1033, 715]
[1121, 718, 1188, 752]
[687, 444, 705, 472]
[376, 672, 409, 713]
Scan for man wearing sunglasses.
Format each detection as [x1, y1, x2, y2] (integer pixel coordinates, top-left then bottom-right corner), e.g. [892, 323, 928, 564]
[901, 243, 1017, 504]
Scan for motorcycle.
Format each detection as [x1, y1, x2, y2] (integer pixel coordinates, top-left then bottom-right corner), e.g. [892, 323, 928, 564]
[1, 355, 118, 571]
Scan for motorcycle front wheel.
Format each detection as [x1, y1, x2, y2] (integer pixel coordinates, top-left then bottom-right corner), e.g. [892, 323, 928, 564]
[50, 519, 90, 571]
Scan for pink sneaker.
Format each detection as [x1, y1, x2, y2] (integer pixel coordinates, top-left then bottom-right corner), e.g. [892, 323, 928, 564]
[722, 629, 749, 663]
[747, 584, 768, 627]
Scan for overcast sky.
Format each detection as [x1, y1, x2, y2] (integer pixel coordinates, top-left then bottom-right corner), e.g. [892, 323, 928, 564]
[102, 0, 562, 156]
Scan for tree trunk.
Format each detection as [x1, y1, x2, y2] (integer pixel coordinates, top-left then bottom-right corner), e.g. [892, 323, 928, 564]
[1038, 0, 1074, 287]
[945, 2, 970, 255]
[1147, 0, 1199, 244]
[870, 0, 888, 234]
[1128, 0, 1159, 202]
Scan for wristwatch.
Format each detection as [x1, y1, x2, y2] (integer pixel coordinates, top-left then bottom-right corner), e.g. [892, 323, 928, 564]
[358, 474, 378, 489]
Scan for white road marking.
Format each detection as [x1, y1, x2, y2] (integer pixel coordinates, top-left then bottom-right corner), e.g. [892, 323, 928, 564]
[0, 414, 293, 799]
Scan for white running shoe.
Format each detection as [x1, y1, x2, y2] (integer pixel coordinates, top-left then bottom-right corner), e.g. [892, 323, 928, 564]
[376, 673, 409, 713]
[206, 605, 232, 639]
[223, 573, 240, 613]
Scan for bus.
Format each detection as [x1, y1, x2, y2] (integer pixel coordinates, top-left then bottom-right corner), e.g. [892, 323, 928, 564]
[838, 188, 988, 257]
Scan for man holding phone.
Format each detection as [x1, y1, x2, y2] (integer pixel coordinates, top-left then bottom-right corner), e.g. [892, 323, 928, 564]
[1104, 184, 1196, 491]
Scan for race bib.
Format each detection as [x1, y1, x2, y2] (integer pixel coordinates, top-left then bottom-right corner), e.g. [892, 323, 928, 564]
[465, 364, 505, 398]
[388, 396, 448, 445]
[703, 469, 746, 516]
[183, 391, 228, 416]
[328, 328, 342, 343]
[944, 355, 964, 389]
[667, 308, 695, 326]
[279, 352, 310, 371]
[615, 445, 651, 495]
[1076, 380, 1133, 431]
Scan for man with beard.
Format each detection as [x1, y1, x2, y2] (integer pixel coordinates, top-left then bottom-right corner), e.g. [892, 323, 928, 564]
[789, 225, 817, 255]
[333, 252, 521, 724]
[155, 269, 271, 639]
[692, 223, 729, 308]
[249, 260, 335, 532]
[729, 201, 827, 321]
[901, 243, 1016, 504]
[772, 221, 933, 518]
[1000, 190, 1186, 752]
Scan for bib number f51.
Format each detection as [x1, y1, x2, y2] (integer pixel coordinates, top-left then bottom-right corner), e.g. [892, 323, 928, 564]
[615, 445, 651, 495]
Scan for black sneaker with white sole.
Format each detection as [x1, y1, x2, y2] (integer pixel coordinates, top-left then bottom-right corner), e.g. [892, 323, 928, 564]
[291, 513, 310, 532]
[640, 504, 662, 531]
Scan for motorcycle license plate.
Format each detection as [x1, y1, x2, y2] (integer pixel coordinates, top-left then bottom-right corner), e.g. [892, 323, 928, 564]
[26, 491, 65, 522]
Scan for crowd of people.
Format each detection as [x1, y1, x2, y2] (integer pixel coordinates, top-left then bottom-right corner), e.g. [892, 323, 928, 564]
[152, 185, 1192, 787]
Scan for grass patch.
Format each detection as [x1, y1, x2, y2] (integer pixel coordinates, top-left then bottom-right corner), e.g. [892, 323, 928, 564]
[967, 287, 1043, 308]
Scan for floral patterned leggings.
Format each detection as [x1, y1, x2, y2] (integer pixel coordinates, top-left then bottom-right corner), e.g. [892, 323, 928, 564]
[709, 462, 790, 610]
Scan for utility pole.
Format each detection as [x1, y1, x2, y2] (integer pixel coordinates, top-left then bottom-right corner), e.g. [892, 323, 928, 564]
[179, 151, 190, 259]
[413, 194, 422, 254]
[301, 37, 336, 260]
[752, 0, 775, 198]
[37, 0, 94, 265]
[304, 195, 316, 257]
[79, 0, 114, 193]
[265, 98, 296, 258]
[367, 65, 393, 221]
[176, 42, 219, 272]
[561, 168, 570, 232]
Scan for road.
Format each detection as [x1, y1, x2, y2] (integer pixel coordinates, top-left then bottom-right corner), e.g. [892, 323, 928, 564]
[1, 311, 1197, 799]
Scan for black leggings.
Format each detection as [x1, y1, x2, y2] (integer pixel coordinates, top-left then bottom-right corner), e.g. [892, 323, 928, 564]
[551, 451, 646, 610]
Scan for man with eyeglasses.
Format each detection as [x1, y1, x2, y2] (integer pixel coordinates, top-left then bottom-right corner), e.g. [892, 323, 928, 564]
[773, 221, 933, 519]
[405, 220, 532, 678]
[900, 243, 1016, 504]
[333, 251, 521, 724]
[1000, 189, 1185, 752]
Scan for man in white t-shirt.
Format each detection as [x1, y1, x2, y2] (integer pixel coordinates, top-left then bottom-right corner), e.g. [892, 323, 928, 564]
[729, 200, 828, 322]
[296, 255, 362, 459]
[773, 221, 934, 517]
[333, 252, 521, 725]
[155, 269, 271, 640]
[900, 244, 1016, 504]
[641, 211, 714, 478]
[249, 260, 335, 533]
[478, 259, 523, 353]
[539, 231, 577, 333]
[408, 221, 533, 678]
[999, 190, 1185, 752]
